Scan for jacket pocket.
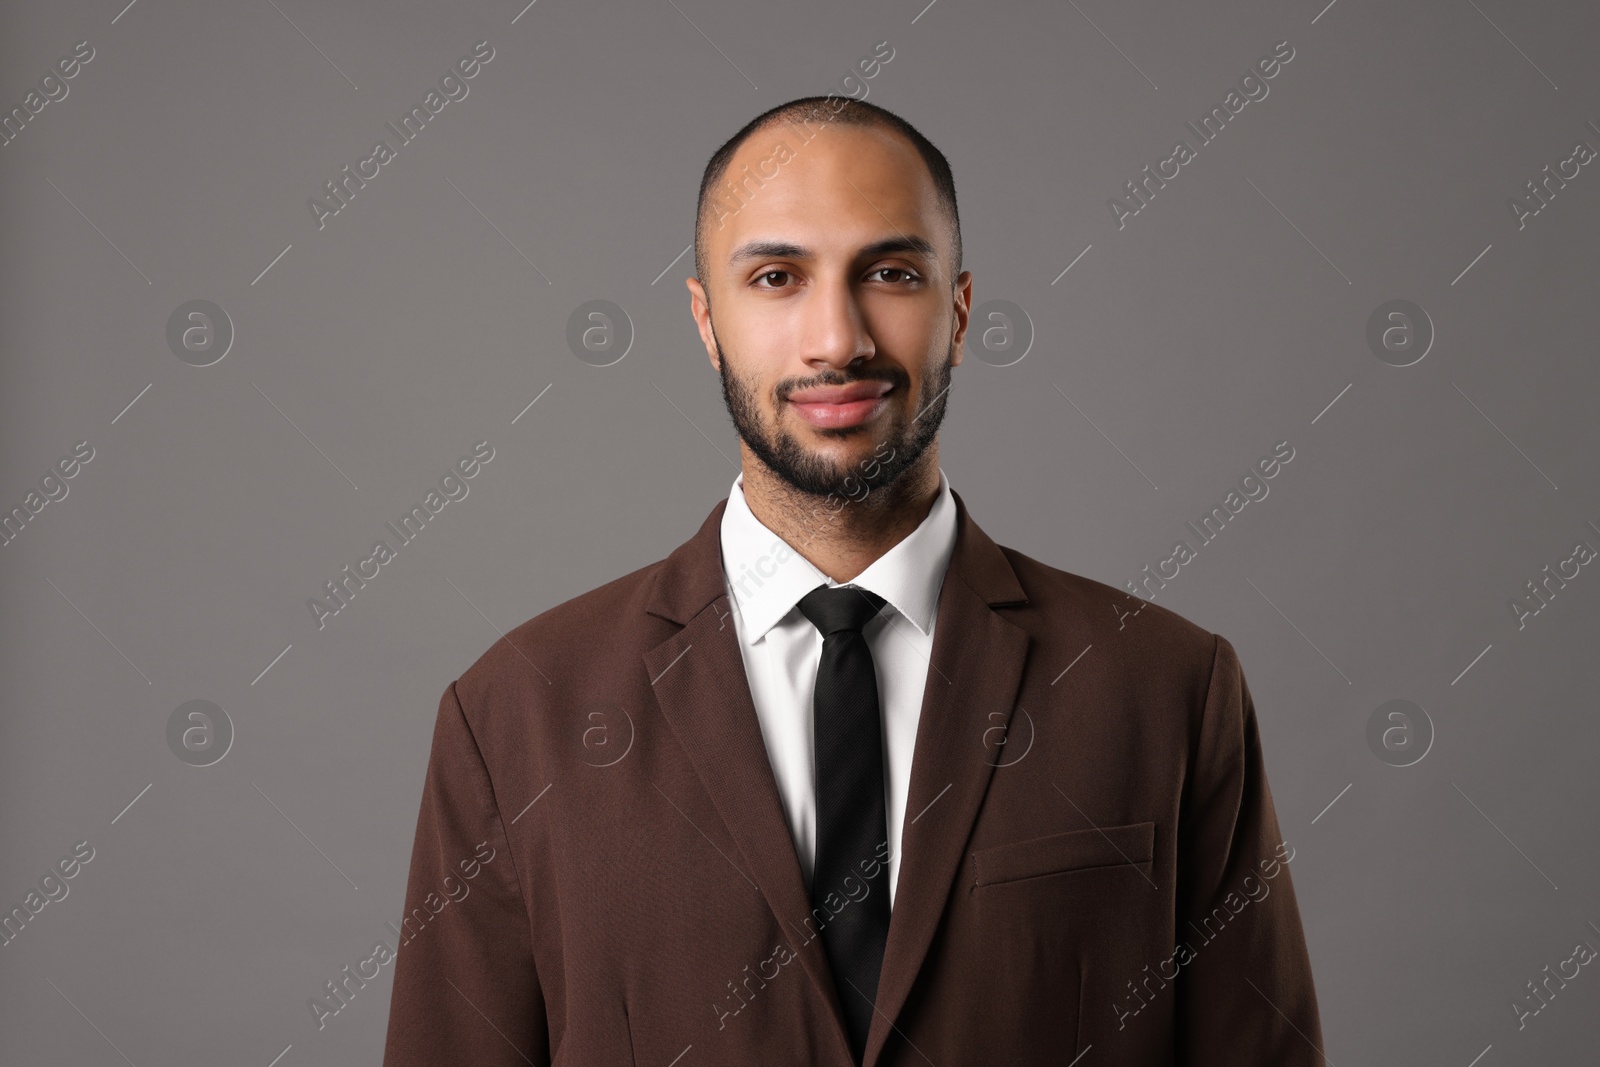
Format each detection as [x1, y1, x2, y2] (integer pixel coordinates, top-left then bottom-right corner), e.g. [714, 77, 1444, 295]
[972, 821, 1155, 887]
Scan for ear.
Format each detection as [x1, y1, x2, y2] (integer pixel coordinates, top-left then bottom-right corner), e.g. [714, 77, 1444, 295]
[686, 276, 721, 370]
[948, 270, 973, 367]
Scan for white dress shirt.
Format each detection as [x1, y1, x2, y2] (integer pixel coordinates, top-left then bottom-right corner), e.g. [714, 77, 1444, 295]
[717, 468, 958, 910]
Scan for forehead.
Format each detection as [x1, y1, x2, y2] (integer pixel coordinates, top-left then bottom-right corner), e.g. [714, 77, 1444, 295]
[708, 121, 946, 265]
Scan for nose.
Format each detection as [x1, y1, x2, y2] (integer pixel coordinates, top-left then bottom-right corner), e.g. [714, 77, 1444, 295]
[798, 272, 874, 372]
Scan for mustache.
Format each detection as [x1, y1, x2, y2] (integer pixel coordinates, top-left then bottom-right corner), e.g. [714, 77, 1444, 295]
[777, 368, 904, 401]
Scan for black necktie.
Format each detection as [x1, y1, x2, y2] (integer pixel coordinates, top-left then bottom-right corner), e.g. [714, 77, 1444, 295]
[797, 584, 891, 1063]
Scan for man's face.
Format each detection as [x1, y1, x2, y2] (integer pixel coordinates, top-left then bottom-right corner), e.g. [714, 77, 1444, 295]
[688, 122, 971, 499]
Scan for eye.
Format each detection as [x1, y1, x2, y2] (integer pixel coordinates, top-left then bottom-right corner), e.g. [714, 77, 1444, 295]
[869, 266, 919, 285]
[753, 270, 794, 288]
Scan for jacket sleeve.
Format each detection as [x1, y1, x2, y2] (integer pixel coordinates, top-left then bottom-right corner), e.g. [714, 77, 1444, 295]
[1174, 634, 1326, 1066]
[383, 679, 550, 1067]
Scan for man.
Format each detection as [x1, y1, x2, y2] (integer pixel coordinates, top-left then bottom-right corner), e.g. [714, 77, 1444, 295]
[382, 96, 1325, 1066]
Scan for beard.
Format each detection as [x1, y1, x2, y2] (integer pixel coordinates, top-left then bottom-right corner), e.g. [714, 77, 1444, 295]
[713, 318, 953, 500]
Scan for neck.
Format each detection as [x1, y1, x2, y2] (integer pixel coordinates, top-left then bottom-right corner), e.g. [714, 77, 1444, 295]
[737, 443, 942, 584]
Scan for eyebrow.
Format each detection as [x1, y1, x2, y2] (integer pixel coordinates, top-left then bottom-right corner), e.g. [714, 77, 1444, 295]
[727, 235, 938, 266]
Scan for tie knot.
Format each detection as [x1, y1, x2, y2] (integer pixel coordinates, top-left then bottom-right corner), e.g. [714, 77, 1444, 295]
[797, 585, 887, 637]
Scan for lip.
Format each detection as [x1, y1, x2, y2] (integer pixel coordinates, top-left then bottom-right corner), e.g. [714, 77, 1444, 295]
[787, 382, 893, 429]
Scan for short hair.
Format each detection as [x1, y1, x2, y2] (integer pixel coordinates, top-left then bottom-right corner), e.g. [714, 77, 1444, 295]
[693, 96, 962, 289]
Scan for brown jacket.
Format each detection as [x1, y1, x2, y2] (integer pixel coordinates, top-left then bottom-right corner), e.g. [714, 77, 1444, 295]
[382, 490, 1325, 1066]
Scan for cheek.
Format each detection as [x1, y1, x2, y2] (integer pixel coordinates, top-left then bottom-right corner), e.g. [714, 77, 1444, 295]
[876, 312, 947, 381]
[721, 316, 800, 385]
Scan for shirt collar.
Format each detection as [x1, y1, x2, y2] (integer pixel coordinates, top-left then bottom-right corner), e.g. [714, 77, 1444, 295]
[719, 467, 959, 645]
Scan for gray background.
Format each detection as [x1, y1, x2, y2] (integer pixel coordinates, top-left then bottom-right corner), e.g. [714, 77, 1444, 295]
[2, 0, 1597, 1064]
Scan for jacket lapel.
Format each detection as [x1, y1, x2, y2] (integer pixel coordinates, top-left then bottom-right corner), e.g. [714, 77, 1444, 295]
[642, 500, 857, 1059]
[862, 491, 1030, 1067]
[641, 490, 1031, 1067]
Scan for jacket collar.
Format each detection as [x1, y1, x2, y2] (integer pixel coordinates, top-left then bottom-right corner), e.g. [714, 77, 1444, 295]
[645, 485, 1025, 625]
